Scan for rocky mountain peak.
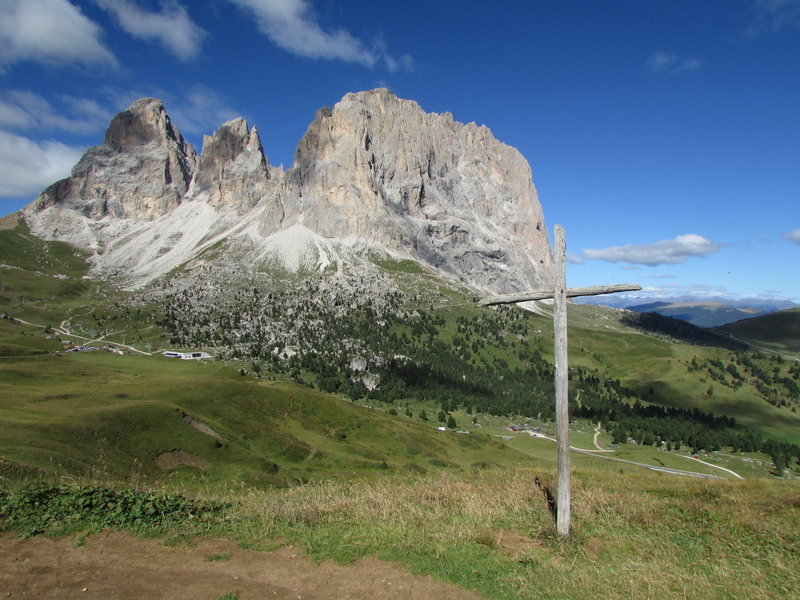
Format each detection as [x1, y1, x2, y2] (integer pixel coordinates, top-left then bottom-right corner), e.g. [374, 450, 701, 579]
[104, 98, 183, 151]
[191, 117, 274, 212]
[288, 88, 553, 292]
[32, 97, 197, 221]
[24, 89, 553, 294]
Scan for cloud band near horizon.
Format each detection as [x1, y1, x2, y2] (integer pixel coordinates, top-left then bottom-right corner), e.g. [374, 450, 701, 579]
[580, 234, 723, 266]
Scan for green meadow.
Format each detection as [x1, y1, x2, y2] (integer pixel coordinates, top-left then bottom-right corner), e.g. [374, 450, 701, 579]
[0, 351, 539, 490]
[1, 221, 799, 598]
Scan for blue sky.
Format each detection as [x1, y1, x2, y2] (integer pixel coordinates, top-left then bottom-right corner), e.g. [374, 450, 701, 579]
[1, 0, 798, 302]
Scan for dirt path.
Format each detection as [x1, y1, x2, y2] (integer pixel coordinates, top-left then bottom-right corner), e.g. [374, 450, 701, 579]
[592, 423, 613, 452]
[676, 454, 744, 479]
[0, 531, 480, 600]
[524, 432, 731, 479]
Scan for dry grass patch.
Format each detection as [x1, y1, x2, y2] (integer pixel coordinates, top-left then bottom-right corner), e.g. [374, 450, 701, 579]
[225, 468, 799, 600]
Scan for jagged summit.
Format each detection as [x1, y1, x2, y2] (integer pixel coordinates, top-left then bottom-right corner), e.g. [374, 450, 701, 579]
[103, 98, 183, 151]
[23, 89, 553, 293]
[34, 97, 197, 220]
[191, 118, 274, 213]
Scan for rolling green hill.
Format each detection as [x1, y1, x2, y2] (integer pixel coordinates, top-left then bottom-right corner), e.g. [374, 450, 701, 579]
[0, 351, 533, 489]
[719, 308, 800, 355]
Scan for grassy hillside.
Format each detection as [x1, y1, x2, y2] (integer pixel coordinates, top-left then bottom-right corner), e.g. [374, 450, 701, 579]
[0, 219, 91, 324]
[565, 306, 800, 446]
[720, 307, 800, 354]
[0, 220, 165, 355]
[0, 351, 535, 489]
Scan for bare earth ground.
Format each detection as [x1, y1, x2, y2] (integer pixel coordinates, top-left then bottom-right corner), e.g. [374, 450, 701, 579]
[0, 531, 481, 599]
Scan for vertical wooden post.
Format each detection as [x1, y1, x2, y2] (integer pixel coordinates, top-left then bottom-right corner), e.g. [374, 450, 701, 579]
[553, 225, 570, 536]
[477, 229, 639, 536]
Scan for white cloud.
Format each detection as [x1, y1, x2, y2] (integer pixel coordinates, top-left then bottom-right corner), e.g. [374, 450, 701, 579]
[0, 130, 85, 197]
[648, 52, 675, 71]
[582, 234, 723, 266]
[648, 52, 703, 74]
[228, 0, 411, 70]
[373, 36, 413, 73]
[783, 228, 800, 243]
[566, 253, 585, 265]
[95, 0, 206, 61]
[0, 0, 116, 70]
[0, 90, 112, 134]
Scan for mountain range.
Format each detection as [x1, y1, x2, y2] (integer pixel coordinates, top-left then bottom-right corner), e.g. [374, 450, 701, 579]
[576, 295, 798, 327]
[19, 89, 553, 295]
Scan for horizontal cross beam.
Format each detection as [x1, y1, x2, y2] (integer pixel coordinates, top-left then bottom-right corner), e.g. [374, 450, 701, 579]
[478, 283, 642, 307]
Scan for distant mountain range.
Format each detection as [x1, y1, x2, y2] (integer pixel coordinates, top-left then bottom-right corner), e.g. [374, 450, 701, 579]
[576, 295, 799, 327]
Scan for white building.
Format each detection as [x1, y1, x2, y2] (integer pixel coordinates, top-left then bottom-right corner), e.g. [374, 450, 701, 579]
[162, 351, 211, 360]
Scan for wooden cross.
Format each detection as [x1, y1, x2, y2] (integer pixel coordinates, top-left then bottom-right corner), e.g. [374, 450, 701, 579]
[478, 225, 641, 536]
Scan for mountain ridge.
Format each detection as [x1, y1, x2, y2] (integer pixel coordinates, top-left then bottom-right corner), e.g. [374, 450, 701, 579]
[577, 295, 798, 327]
[21, 89, 553, 294]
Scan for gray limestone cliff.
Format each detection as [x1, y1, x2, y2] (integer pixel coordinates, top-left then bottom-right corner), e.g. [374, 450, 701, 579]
[23, 89, 553, 294]
[34, 98, 197, 220]
[286, 89, 552, 292]
[191, 118, 277, 213]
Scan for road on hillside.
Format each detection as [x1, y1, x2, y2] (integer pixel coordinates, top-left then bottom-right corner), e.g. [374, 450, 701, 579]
[719, 331, 799, 362]
[525, 431, 737, 480]
[10, 316, 154, 356]
[570, 448, 727, 479]
[592, 423, 614, 452]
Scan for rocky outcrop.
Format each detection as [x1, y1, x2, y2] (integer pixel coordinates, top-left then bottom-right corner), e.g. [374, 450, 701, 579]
[23, 90, 553, 294]
[286, 89, 552, 292]
[34, 98, 197, 220]
[191, 118, 277, 214]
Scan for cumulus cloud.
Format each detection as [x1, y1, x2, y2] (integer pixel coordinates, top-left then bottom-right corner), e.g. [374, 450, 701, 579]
[228, 0, 412, 71]
[95, 0, 206, 61]
[0, 90, 112, 134]
[0, 130, 85, 197]
[783, 228, 800, 243]
[582, 234, 722, 266]
[0, 0, 116, 70]
[648, 52, 703, 74]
